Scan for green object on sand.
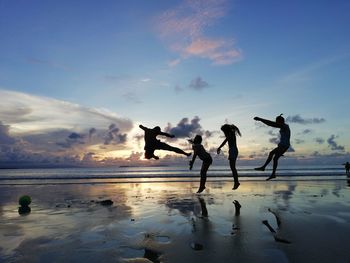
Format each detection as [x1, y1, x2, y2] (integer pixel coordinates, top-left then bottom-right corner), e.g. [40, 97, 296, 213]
[19, 195, 31, 207]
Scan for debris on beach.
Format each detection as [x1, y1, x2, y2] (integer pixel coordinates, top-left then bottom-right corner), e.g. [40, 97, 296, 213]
[190, 242, 203, 250]
[19, 195, 31, 207]
[98, 199, 114, 206]
[18, 195, 32, 215]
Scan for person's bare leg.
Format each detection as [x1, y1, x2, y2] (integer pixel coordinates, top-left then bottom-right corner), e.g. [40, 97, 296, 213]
[255, 150, 274, 171]
[197, 162, 210, 193]
[230, 159, 240, 190]
[266, 151, 283, 180]
[160, 143, 191, 157]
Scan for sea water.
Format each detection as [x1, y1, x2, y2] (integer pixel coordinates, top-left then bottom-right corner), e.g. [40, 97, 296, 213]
[0, 165, 347, 185]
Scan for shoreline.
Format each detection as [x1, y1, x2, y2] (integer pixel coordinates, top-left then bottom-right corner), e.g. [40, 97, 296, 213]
[1, 180, 350, 262]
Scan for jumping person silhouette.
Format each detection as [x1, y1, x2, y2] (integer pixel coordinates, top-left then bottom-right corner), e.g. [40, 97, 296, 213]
[217, 124, 241, 190]
[343, 162, 350, 175]
[254, 114, 291, 181]
[189, 135, 212, 193]
[139, 124, 191, 160]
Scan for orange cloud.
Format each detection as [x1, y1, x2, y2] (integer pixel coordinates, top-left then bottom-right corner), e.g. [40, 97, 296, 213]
[155, 0, 242, 65]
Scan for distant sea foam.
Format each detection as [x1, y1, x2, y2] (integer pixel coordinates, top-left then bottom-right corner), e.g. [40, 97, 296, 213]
[0, 165, 347, 185]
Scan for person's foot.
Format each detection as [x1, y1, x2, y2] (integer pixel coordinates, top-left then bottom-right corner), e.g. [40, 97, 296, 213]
[254, 166, 265, 171]
[196, 186, 206, 193]
[185, 152, 192, 157]
[232, 182, 240, 190]
[153, 155, 159, 160]
[266, 175, 276, 181]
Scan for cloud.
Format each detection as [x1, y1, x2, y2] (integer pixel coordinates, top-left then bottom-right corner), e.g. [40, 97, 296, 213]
[164, 116, 203, 138]
[189, 77, 209, 91]
[286, 114, 326, 124]
[269, 137, 279, 145]
[315, 137, 325, 144]
[89, 128, 97, 139]
[0, 121, 16, 145]
[0, 89, 134, 167]
[302, 129, 312, 134]
[0, 89, 133, 133]
[327, 135, 345, 151]
[154, 0, 242, 65]
[295, 139, 305, 144]
[104, 124, 128, 145]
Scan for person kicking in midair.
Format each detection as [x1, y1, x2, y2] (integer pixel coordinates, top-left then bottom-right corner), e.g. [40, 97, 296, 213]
[139, 124, 191, 160]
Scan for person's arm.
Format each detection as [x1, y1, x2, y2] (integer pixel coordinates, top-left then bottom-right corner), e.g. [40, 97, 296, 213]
[189, 152, 197, 170]
[254, 117, 282, 128]
[139, 124, 147, 131]
[217, 138, 228, 154]
[159, 131, 175, 138]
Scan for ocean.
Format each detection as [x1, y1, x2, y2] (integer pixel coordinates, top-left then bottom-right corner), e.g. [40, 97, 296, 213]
[0, 165, 347, 185]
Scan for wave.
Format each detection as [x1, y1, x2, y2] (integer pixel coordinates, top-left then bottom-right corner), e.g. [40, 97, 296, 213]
[0, 165, 347, 182]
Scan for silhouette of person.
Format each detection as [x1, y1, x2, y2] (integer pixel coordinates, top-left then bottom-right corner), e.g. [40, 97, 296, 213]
[217, 124, 241, 190]
[189, 135, 212, 193]
[254, 114, 291, 181]
[139, 124, 191, 160]
[343, 162, 350, 175]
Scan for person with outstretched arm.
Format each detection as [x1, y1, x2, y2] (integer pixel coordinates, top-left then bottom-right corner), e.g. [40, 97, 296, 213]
[253, 114, 291, 181]
[139, 124, 191, 160]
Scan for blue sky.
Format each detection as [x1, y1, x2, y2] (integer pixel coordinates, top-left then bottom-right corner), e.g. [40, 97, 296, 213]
[1, 0, 350, 167]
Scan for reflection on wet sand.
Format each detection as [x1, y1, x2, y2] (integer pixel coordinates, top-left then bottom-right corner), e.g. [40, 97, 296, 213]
[0, 180, 349, 263]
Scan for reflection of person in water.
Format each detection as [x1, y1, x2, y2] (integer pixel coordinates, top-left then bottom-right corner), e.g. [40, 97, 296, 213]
[231, 200, 241, 235]
[254, 114, 291, 181]
[217, 124, 242, 190]
[198, 196, 208, 218]
[139, 124, 191, 160]
[189, 135, 212, 193]
[343, 162, 350, 175]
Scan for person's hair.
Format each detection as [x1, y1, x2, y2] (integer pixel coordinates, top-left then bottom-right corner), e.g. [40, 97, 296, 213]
[276, 114, 285, 124]
[188, 135, 202, 144]
[221, 124, 241, 137]
[153, 126, 161, 132]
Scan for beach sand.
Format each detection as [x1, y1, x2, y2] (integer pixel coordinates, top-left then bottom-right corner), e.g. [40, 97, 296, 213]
[1, 179, 350, 263]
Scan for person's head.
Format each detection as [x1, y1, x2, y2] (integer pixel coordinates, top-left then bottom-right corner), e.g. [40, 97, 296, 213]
[221, 124, 241, 137]
[153, 126, 161, 133]
[276, 114, 285, 124]
[188, 134, 202, 144]
[193, 135, 202, 144]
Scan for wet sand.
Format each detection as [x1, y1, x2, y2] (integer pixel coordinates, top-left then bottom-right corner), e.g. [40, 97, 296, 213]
[0, 179, 350, 263]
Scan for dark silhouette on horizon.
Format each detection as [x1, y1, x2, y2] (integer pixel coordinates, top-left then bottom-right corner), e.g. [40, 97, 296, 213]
[343, 161, 350, 175]
[139, 124, 191, 160]
[254, 114, 291, 181]
[189, 135, 212, 193]
[217, 124, 241, 190]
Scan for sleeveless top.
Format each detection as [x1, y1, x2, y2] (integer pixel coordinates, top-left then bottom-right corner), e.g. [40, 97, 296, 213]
[279, 124, 290, 147]
[192, 144, 211, 161]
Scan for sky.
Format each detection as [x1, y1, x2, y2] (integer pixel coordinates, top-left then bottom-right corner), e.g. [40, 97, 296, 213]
[1, 0, 350, 168]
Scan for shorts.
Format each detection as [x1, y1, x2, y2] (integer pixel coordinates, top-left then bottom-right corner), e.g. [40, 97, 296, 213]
[228, 147, 238, 161]
[202, 156, 213, 165]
